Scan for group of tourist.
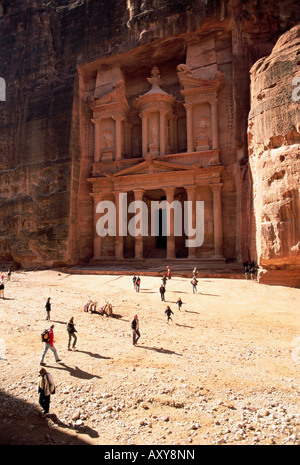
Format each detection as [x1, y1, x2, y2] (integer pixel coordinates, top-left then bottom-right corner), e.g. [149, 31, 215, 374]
[23, 260, 260, 416]
[38, 298, 79, 415]
[131, 265, 200, 345]
[242, 260, 258, 281]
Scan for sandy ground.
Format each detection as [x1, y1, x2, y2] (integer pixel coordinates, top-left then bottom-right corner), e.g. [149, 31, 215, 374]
[0, 269, 299, 446]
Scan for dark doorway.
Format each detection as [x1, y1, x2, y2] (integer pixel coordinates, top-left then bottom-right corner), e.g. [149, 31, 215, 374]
[156, 207, 167, 249]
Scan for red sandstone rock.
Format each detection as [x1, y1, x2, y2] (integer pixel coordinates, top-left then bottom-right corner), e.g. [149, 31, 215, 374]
[248, 25, 300, 287]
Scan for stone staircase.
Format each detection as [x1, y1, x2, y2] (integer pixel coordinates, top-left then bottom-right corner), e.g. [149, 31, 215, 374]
[66, 258, 244, 279]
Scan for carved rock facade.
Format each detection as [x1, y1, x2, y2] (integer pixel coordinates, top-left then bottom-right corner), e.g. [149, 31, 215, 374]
[0, 1, 299, 285]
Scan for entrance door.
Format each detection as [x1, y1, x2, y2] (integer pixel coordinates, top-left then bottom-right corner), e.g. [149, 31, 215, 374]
[156, 195, 167, 250]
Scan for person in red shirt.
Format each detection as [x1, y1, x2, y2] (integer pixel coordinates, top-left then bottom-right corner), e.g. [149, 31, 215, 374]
[40, 324, 61, 366]
[167, 266, 171, 279]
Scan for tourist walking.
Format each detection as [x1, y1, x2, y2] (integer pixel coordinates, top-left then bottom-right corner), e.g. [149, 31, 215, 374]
[0, 281, 4, 299]
[40, 324, 61, 365]
[193, 267, 198, 278]
[176, 297, 183, 311]
[136, 276, 141, 292]
[249, 261, 257, 281]
[45, 297, 51, 321]
[67, 317, 77, 351]
[131, 314, 140, 346]
[38, 367, 56, 415]
[165, 305, 174, 324]
[159, 284, 166, 301]
[167, 266, 171, 279]
[7, 269, 12, 281]
[161, 275, 167, 287]
[243, 260, 250, 280]
[191, 276, 198, 293]
[132, 274, 137, 290]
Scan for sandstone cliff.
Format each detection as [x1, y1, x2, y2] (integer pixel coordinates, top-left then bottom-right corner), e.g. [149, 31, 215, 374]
[248, 24, 300, 287]
[0, 0, 299, 286]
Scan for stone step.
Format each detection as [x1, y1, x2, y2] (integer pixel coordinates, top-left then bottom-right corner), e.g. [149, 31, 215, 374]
[65, 259, 244, 279]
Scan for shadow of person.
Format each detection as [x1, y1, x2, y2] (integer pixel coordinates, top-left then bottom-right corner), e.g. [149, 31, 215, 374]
[45, 414, 99, 438]
[137, 345, 182, 356]
[75, 350, 111, 360]
[49, 363, 101, 380]
[111, 314, 129, 322]
[175, 323, 194, 328]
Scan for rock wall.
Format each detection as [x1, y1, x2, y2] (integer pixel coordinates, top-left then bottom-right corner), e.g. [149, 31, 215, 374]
[0, 0, 299, 281]
[248, 25, 300, 287]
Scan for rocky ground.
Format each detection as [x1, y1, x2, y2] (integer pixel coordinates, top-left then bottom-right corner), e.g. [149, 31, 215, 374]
[0, 269, 299, 446]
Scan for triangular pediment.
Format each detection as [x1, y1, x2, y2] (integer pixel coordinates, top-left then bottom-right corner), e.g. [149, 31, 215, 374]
[113, 158, 194, 177]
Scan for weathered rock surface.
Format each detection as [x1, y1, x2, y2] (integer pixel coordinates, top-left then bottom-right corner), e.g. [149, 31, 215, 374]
[0, 1, 299, 285]
[248, 25, 300, 287]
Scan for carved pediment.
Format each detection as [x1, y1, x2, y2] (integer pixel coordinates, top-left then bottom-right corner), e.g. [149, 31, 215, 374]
[176, 64, 224, 93]
[89, 80, 129, 114]
[112, 157, 194, 177]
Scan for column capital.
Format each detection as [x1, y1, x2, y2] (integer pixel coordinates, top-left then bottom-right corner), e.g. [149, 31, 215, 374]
[112, 190, 126, 196]
[133, 188, 145, 198]
[184, 184, 197, 195]
[210, 183, 223, 193]
[112, 114, 124, 122]
[208, 98, 218, 106]
[162, 186, 176, 195]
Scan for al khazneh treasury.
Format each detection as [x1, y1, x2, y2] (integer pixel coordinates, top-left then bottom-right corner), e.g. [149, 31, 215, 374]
[80, 53, 225, 262]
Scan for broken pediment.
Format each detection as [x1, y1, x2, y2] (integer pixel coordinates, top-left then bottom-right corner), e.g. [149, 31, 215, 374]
[176, 64, 224, 94]
[89, 80, 130, 116]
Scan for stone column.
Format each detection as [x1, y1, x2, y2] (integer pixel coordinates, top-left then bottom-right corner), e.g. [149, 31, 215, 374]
[164, 187, 176, 259]
[184, 185, 197, 259]
[114, 191, 124, 259]
[133, 189, 144, 259]
[174, 115, 178, 153]
[169, 115, 175, 154]
[159, 109, 167, 155]
[125, 122, 132, 156]
[141, 113, 149, 157]
[92, 192, 104, 259]
[211, 183, 223, 258]
[92, 118, 101, 162]
[184, 103, 194, 152]
[209, 99, 219, 149]
[114, 115, 123, 160]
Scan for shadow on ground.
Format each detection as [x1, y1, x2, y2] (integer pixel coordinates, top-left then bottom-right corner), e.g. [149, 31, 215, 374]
[0, 389, 95, 445]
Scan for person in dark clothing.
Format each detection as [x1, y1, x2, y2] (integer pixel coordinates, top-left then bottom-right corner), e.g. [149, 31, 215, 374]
[132, 275, 137, 290]
[38, 367, 55, 415]
[249, 261, 258, 281]
[0, 281, 4, 299]
[165, 305, 174, 324]
[159, 284, 166, 301]
[67, 317, 77, 351]
[176, 297, 183, 311]
[161, 275, 167, 287]
[45, 297, 51, 321]
[243, 260, 250, 280]
[131, 314, 140, 345]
